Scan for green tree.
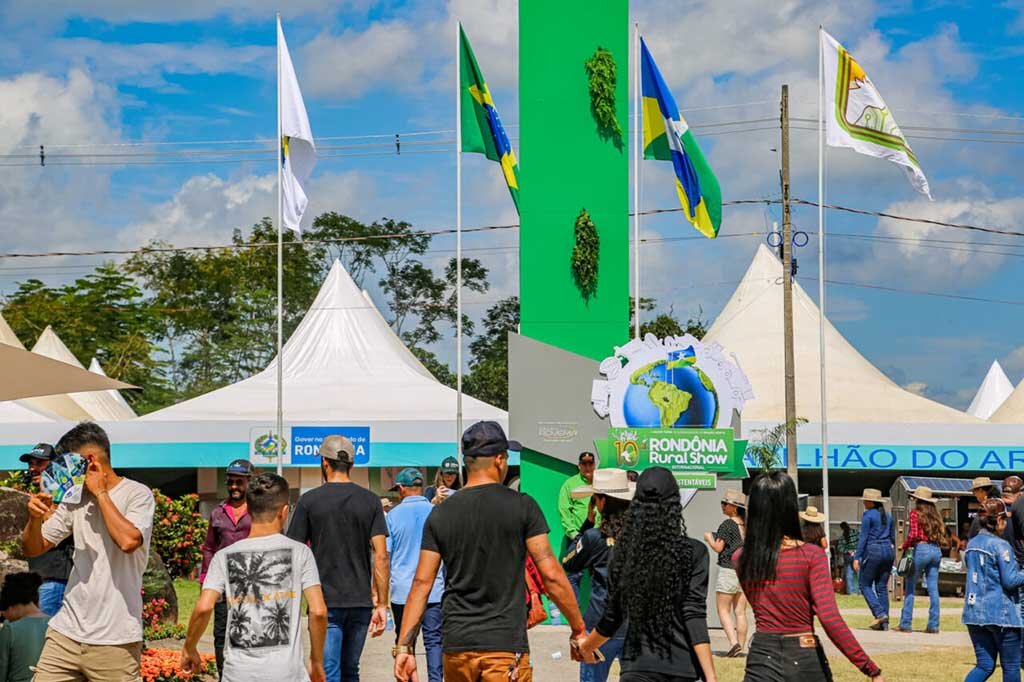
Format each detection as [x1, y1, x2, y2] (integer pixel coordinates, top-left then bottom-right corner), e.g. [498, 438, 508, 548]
[2, 264, 171, 412]
[464, 296, 519, 409]
[627, 297, 707, 340]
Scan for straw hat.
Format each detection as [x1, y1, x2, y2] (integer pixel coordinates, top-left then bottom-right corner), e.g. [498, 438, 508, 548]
[571, 468, 636, 501]
[860, 488, 884, 503]
[722, 489, 747, 508]
[971, 476, 994, 491]
[799, 506, 826, 523]
[908, 485, 937, 504]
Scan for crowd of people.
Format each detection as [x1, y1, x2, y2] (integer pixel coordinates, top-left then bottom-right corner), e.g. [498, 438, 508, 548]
[5, 418, 1024, 681]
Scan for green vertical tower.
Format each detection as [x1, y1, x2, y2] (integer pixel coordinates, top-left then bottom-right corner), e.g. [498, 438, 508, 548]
[518, 0, 629, 557]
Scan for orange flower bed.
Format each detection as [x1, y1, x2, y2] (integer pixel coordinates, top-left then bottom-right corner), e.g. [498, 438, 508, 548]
[141, 647, 216, 682]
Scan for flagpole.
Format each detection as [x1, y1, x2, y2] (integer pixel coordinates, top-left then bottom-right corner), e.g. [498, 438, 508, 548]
[275, 13, 284, 476]
[632, 23, 641, 339]
[818, 25, 831, 548]
[455, 21, 465, 487]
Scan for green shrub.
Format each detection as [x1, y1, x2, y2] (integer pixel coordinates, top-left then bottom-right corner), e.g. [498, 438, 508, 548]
[152, 491, 207, 579]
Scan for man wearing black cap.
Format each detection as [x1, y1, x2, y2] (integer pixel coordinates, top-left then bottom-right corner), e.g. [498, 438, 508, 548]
[20, 443, 73, 616]
[287, 435, 389, 682]
[200, 459, 255, 678]
[394, 421, 586, 682]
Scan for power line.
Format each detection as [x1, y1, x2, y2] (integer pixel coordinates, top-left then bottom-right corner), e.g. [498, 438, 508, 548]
[793, 199, 1024, 238]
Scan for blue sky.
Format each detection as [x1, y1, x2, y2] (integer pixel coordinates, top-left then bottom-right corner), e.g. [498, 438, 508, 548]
[0, 0, 1022, 411]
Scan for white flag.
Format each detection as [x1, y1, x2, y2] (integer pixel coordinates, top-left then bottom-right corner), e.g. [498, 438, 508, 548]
[278, 18, 317, 232]
[821, 29, 931, 199]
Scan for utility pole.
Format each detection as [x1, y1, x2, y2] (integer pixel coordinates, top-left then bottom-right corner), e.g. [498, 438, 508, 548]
[780, 84, 799, 485]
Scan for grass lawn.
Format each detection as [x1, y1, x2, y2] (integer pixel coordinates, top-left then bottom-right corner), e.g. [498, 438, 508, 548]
[844, 613, 966, 632]
[175, 579, 199, 626]
[715, 647, 973, 681]
[833, 593, 962, 610]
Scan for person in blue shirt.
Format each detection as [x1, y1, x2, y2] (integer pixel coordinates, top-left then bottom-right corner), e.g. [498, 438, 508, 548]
[962, 497, 1024, 682]
[387, 468, 444, 682]
[853, 488, 895, 631]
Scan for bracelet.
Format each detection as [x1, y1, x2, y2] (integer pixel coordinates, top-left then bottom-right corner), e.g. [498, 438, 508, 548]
[391, 645, 414, 658]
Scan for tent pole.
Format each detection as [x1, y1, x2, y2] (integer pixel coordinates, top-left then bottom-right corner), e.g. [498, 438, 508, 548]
[818, 26, 831, 552]
[275, 13, 284, 477]
[455, 21, 465, 487]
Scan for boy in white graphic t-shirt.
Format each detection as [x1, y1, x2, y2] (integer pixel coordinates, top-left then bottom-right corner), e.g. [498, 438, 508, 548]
[182, 473, 327, 682]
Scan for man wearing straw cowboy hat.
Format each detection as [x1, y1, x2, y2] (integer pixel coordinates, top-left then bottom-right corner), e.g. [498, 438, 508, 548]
[895, 485, 945, 634]
[562, 469, 635, 682]
[969, 476, 1000, 540]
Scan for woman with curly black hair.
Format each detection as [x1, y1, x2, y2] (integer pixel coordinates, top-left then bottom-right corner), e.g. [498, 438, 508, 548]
[737, 471, 883, 682]
[578, 467, 716, 682]
[0, 571, 50, 682]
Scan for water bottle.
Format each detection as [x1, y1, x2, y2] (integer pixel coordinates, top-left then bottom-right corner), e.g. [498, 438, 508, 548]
[549, 606, 562, 626]
[386, 609, 395, 631]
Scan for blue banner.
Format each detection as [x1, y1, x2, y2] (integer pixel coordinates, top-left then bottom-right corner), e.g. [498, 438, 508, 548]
[744, 444, 1024, 472]
[291, 426, 371, 465]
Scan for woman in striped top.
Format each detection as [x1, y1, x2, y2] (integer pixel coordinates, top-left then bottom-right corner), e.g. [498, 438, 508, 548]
[736, 471, 883, 681]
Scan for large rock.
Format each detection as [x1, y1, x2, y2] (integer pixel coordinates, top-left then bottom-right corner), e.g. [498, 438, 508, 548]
[142, 549, 179, 624]
[0, 487, 29, 544]
[0, 550, 29, 584]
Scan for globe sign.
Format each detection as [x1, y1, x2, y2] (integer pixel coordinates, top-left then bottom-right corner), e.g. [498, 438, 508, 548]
[622, 355, 720, 429]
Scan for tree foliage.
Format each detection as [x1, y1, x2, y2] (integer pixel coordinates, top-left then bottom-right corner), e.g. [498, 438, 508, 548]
[464, 296, 520, 409]
[628, 297, 707, 340]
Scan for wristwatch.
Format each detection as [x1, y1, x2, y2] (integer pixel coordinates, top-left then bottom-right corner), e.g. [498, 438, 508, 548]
[392, 645, 414, 658]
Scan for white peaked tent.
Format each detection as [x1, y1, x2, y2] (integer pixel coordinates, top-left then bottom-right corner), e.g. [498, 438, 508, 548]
[967, 360, 1014, 420]
[0, 315, 91, 421]
[140, 259, 507, 426]
[89, 358, 137, 418]
[705, 245, 978, 424]
[32, 327, 137, 421]
[991, 376, 1024, 424]
[0, 399, 57, 423]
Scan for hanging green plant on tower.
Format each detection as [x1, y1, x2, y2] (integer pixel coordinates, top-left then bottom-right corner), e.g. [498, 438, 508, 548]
[572, 208, 600, 302]
[584, 47, 622, 147]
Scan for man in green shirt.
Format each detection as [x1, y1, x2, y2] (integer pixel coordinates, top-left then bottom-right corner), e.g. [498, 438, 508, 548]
[557, 451, 598, 600]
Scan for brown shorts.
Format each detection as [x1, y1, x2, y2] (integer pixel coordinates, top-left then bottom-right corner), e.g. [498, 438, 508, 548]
[442, 651, 533, 682]
[33, 628, 142, 682]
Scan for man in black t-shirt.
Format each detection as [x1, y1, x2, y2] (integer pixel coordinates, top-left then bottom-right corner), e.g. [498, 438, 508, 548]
[393, 421, 586, 682]
[286, 435, 389, 682]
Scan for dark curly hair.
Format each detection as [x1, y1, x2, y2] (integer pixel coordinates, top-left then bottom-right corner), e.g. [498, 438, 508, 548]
[609, 469, 692, 660]
[597, 494, 630, 541]
[0, 572, 42, 609]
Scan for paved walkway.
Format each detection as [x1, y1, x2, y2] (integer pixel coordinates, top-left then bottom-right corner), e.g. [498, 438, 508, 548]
[176, 620, 970, 681]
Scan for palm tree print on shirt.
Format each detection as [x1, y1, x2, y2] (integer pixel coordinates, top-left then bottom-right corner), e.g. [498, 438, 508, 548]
[226, 548, 294, 649]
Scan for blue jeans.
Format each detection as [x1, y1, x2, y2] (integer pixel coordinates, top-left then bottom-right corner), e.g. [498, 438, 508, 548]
[37, 580, 66, 616]
[563, 537, 583, 602]
[843, 553, 858, 594]
[325, 607, 372, 682]
[899, 542, 941, 631]
[579, 638, 624, 682]
[859, 545, 894, 620]
[391, 602, 443, 682]
[967, 625, 1022, 682]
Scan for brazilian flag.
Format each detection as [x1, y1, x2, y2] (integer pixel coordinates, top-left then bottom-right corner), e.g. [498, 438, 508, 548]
[459, 25, 520, 213]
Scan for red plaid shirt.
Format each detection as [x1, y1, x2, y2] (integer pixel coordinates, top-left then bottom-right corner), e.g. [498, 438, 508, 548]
[901, 510, 927, 551]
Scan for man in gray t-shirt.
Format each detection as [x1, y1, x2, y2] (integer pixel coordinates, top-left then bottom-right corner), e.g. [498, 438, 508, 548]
[22, 422, 155, 682]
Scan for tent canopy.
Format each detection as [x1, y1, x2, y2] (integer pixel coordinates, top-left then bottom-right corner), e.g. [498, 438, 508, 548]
[0, 343, 136, 402]
[704, 245, 978, 424]
[991, 376, 1024, 424]
[967, 360, 1014, 420]
[1, 315, 91, 420]
[141, 259, 506, 426]
[30, 327, 137, 421]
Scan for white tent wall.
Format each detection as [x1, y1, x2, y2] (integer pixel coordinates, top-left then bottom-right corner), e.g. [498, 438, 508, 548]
[706, 245, 978, 425]
[967, 360, 1014, 420]
[992, 381, 1024, 423]
[89, 358, 138, 418]
[31, 327, 136, 421]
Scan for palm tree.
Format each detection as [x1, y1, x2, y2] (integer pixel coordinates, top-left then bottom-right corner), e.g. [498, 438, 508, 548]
[262, 601, 291, 644]
[227, 550, 292, 604]
[228, 604, 253, 646]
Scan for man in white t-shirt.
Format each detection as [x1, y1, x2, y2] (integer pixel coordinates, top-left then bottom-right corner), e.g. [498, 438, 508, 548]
[182, 473, 327, 682]
[22, 422, 156, 682]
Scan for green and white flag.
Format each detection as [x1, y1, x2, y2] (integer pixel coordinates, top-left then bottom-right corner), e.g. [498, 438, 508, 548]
[821, 29, 931, 199]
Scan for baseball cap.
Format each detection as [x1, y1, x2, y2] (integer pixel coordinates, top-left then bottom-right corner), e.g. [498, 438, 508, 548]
[461, 421, 521, 458]
[226, 459, 255, 477]
[439, 456, 460, 474]
[389, 468, 425, 491]
[636, 467, 679, 502]
[319, 435, 355, 462]
[19, 443, 55, 464]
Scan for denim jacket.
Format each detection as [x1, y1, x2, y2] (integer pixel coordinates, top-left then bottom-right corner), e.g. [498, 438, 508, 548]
[854, 508, 894, 563]
[963, 529, 1024, 627]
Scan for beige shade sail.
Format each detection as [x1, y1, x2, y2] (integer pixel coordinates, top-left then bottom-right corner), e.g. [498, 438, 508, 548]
[0, 342, 136, 402]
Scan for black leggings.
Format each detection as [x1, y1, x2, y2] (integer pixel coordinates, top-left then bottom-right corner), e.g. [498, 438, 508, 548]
[743, 632, 834, 682]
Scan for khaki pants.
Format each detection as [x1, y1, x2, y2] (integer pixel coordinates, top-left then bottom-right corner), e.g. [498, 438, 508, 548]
[442, 652, 532, 682]
[33, 629, 142, 682]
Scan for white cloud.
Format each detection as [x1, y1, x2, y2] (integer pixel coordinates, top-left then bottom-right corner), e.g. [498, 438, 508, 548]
[121, 169, 374, 248]
[1004, 345, 1024, 378]
[1, 0, 354, 24]
[301, 21, 424, 99]
[903, 381, 928, 395]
